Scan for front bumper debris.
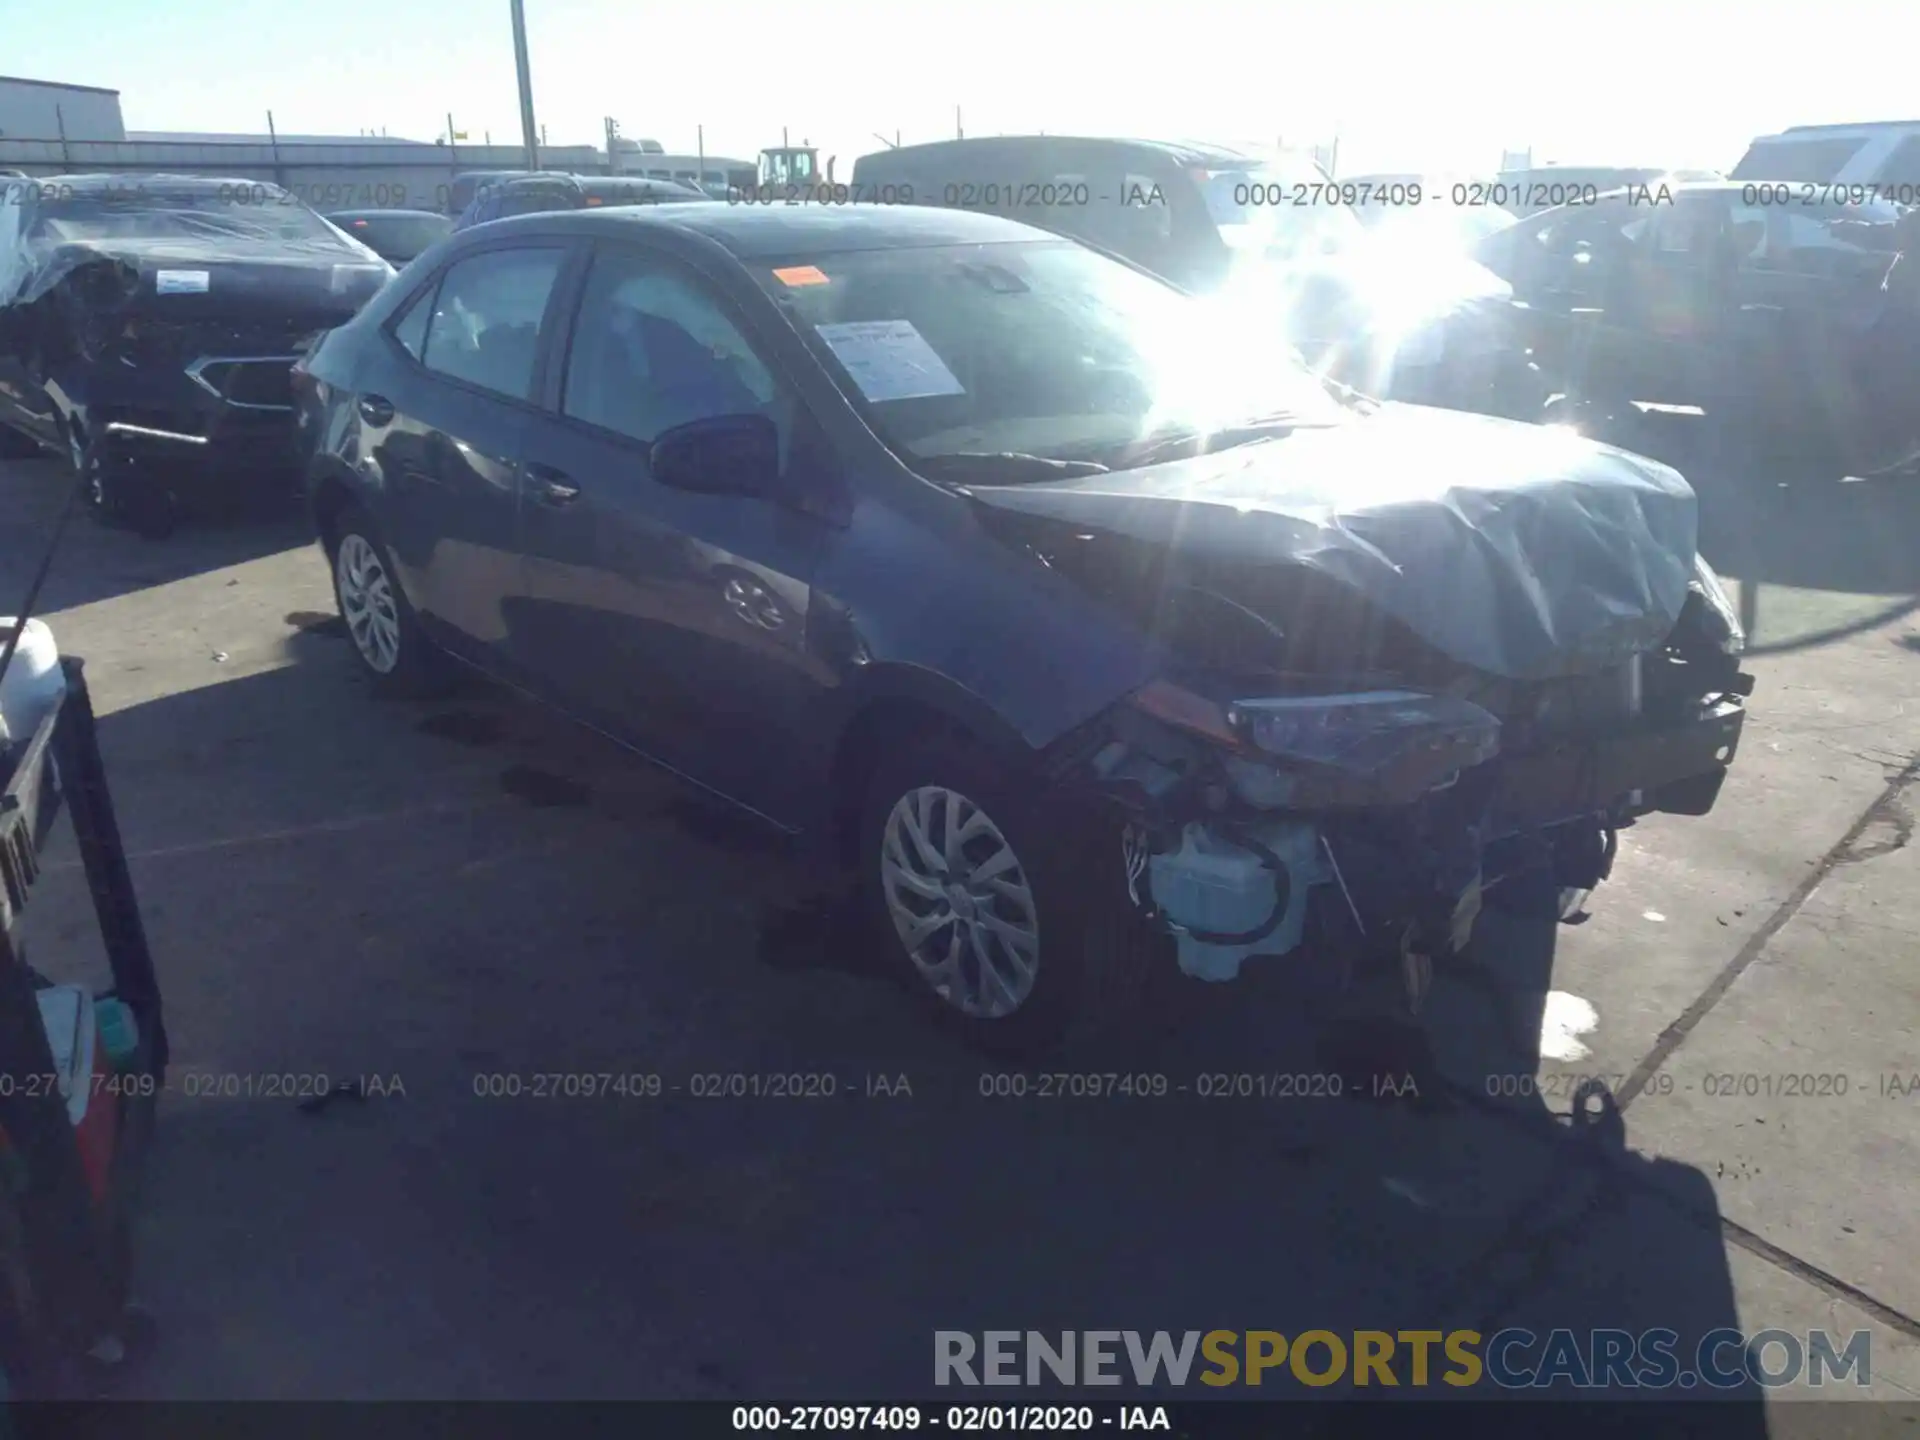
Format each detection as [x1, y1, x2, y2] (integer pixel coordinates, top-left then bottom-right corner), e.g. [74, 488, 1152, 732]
[1065, 667, 1751, 987]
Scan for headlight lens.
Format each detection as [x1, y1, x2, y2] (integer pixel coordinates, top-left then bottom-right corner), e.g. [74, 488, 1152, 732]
[1227, 690, 1503, 778]
[1691, 556, 1745, 655]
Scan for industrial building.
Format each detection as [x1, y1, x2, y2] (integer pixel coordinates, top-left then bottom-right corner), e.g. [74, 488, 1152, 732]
[0, 73, 604, 211]
[0, 75, 126, 143]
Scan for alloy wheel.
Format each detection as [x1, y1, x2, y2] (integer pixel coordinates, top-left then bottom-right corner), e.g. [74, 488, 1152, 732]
[880, 786, 1041, 1019]
[336, 533, 402, 674]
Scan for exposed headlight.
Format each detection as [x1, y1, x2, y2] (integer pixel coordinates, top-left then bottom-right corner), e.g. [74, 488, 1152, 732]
[1129, 681, 1502, 791]
[1691, 556, 1745, 655]
[1227, 690, 1502, 777]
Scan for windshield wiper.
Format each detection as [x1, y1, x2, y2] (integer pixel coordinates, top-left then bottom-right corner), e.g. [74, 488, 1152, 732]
[1107, 414, 1311, 470]
[912, 451, 1110, 483]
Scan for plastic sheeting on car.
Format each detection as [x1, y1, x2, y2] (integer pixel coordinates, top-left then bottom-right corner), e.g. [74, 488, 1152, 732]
[0, 174, 393, 310]
[963, 402, 1700, 683]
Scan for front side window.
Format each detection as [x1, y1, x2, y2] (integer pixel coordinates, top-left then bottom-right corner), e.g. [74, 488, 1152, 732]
[754, 238, 1344, 470]
[563, 246, 784, 447]
[419, 246, 566, 400]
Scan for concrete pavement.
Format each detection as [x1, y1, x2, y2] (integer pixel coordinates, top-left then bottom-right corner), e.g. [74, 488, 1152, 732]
[0, 440, 1914, 1412]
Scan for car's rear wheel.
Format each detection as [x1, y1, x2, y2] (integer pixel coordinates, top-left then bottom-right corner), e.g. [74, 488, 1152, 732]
[856, 732, 1157, 1055]
[328, 506, 453, 699]
[69, 428, 176, 539]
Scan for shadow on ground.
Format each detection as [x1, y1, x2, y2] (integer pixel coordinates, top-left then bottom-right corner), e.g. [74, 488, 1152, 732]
[7, 636, 1763, 1419]
[0, 456, 309, 614]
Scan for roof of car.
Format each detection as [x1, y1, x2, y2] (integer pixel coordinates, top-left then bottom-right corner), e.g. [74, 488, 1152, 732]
[482, 200, 1055, 257]
[856, 135, 1270, 170]
[326, 209, 449, 221]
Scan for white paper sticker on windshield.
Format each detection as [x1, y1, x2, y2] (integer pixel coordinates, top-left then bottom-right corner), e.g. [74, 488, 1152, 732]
[813, 320, 964, 402]
[155, 269, 210, 295]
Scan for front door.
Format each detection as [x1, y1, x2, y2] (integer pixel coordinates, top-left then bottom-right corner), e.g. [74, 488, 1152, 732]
[514, 239, 834, 825]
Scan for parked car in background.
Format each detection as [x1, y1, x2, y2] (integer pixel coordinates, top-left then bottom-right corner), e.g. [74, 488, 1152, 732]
[1731, 121, 1920, 196]
[1341, 172, 1519, 248]
[292, 203, 1750, 1053]
[1492, 166, 1723, 219]
[445, 170, 529, 218]
[0, 173, 393, 535]
[1479, 180, 1920, 474]
[326, 209, 452, 266]
[851, 136, 1546, 420]
[452, 174, 705, 231]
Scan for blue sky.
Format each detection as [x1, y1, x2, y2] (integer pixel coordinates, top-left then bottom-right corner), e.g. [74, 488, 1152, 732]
[8, 0, 1914, 176]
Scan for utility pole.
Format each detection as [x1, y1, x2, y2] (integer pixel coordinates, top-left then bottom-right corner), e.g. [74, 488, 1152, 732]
[510, 0, 541, 172]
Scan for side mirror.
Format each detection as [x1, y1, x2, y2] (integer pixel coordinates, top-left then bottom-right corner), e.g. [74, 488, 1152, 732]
[649, 413, 782, 498]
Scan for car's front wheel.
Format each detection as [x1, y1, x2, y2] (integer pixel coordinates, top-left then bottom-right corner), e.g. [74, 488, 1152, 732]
[328, 507, 452, 699]
[856, 733, 1157, 1055]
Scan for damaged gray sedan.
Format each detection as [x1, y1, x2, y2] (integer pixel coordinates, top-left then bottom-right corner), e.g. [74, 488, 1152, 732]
[295, 204, 1752, 1055]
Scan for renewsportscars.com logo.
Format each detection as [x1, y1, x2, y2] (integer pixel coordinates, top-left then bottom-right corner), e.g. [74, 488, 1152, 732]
[934, 1329, 1872, 1390]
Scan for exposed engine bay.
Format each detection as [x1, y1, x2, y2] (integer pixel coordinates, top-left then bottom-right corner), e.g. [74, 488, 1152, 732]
[1004, 486, 1752, 996]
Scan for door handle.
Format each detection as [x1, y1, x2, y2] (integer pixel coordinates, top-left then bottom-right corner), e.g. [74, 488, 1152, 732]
[358, 393, 395, 425]
[529, 468, 581, 505]
[1740, 304, 1784, 313]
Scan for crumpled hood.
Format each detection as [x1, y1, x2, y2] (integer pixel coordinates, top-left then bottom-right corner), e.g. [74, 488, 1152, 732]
[965, 405, 1699, 681]
[3, 234, 392, 315]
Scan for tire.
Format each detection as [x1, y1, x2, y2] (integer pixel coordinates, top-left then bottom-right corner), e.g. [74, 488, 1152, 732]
[70, 432, 176, 539]
[326, 505, 453, 699]
[855, 731, 1160, 1056]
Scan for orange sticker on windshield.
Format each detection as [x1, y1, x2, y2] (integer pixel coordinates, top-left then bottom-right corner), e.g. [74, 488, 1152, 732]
[773, 265, 830, 286]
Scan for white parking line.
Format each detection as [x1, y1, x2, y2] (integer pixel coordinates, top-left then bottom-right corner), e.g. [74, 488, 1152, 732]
[42, 798, 524, 870]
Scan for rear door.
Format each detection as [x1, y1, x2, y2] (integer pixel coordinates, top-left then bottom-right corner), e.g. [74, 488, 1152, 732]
[358, 239, 578, 673]
[1735, 196, 1902, 432]
[513, 238, 834, 823]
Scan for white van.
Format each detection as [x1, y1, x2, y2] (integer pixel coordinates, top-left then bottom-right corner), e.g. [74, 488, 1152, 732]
[1730, 122, 1920, 196]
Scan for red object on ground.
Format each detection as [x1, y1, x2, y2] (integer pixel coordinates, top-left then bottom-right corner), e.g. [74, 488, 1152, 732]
[72, 1018, 117, 1207]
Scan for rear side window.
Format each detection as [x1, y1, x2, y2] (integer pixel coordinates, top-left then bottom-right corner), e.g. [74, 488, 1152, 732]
[498, 186, 573, 218]
[419, 246, 567, 400]
[1729, 137, 1867, 183]
[1879, 135, 1920, 188]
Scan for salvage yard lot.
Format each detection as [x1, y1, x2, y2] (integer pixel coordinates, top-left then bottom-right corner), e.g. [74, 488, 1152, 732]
[3, 439, 1918, 1404]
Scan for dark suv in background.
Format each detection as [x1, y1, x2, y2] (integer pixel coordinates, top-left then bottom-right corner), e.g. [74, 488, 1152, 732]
[1480, 180, 1920, 475]
[851, 136, 1546, 420]
[452, 174, 705, 231]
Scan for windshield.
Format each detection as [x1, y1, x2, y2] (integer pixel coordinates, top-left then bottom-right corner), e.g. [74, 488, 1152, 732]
[1194, 166, 1366, 260]
[756, 239, 1346, 471]
[334, 213, 449, 260]
[31, 189, 347, 247]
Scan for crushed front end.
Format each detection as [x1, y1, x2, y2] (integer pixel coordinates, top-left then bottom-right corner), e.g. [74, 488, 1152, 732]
[1043, 558, 1752, 998]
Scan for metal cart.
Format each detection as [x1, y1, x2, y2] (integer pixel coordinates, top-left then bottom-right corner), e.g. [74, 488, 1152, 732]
[0, 658, 165, 1398]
